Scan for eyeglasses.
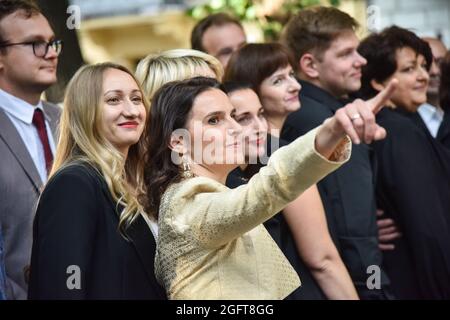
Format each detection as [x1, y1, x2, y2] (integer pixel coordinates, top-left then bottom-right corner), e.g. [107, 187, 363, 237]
[0, 39, 63, 57]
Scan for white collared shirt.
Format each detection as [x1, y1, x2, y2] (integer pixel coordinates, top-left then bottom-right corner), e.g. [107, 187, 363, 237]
[141, 212, 159, 240]
[418, 103, 444, 138]
[0, 88, 56, 184]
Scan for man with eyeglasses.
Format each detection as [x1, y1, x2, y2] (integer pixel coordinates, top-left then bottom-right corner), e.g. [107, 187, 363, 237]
[0, 0, 61, 300]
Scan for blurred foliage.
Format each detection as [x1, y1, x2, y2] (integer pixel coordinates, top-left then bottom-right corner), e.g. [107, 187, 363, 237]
[187, 0, 341, 40]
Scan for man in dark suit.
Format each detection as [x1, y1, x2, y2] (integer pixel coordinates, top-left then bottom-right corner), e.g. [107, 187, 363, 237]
[438, 51, 450, 150]
[415, 38, 448, 142]
[425, 38, 450, 149]
[438, 111, 450, 149]
[0, 0, 61, 299]
[280, 7, 392, 299]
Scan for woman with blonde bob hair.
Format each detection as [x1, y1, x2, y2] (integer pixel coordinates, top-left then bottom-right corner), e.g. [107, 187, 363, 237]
[135, 48, 223, 101]
[28, 62, 166, 300]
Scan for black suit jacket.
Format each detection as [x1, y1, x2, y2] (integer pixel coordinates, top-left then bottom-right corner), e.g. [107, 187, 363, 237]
[28, 163, 166, 300]
[437, 112, 450, 149]
[281, 81, 390, 296]
[411, 108, 450, 151]
[374, 108, 450, 299]
[402, 110, 450, 181]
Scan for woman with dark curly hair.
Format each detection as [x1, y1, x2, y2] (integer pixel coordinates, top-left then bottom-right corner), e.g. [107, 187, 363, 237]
[358, 26, 450, 299]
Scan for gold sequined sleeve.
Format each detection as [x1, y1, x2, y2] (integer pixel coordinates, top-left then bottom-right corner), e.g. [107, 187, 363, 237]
[166, 126, 351, 248]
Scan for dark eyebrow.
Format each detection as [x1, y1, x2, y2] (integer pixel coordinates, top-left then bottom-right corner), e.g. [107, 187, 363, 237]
[269, 66, 292, 80]
[270, 72, 285, 79]
[234, 111, 250, 117]
[21, 35, 55, 42]
[204, 110, 225, 118]
[337, 47, 354, 55]
[402, 59, 417, 65]
[217, 47, 233, 56]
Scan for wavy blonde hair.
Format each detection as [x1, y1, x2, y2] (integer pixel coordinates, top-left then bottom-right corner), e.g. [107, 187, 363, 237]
[135, 49, 223, 101]
[50, 62, 149, 233]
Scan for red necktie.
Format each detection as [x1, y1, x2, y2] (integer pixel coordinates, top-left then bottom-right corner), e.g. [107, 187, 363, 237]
[32, 108, 53, 175]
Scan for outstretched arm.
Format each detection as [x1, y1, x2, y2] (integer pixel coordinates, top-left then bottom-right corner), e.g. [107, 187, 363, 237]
[166, 80, 398, 248]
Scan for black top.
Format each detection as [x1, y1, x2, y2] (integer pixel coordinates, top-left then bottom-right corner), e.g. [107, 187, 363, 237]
[281, 81, 390, 297]
[437, 112, 450, 150]
[408, 108, 450, 151]
[373, 108, 450, 299]
[226, 134, 326, 300]
[28, 163, 166, 300]
[399, 109, 450, 179]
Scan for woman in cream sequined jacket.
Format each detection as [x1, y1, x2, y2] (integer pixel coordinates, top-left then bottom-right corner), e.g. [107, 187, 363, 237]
[142, 77, 396, 300]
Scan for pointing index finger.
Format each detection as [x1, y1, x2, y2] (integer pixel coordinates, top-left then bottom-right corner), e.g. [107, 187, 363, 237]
[368, 79, 398, 114]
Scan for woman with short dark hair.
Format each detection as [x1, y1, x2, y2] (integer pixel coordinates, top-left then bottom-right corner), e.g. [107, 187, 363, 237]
[358, 26, 450, 299]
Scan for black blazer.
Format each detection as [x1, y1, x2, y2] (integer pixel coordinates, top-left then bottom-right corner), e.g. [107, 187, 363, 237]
[410, 109, 450, 151]
[374, 108, 450, 299]
[437, 112, 450, 150]
[281, 81, 390, 297]
[402, 110, 450, 180]
[28, 163, 166, 300]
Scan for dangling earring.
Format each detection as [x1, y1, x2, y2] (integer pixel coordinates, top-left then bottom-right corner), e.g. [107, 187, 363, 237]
[181, 154, 194, 178]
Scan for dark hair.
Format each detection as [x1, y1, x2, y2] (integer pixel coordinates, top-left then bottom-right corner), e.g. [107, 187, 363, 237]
[142, 76, 222, 217]
[221, 81, 254, 95]
[223, 43, 295, 94]
[221, 81, 267, 179]
[440, 51, 450, 111]
[281, 6, 359, 63]
[358, 26, 433, 99]
[191, 13, 243, 52]
[0, 0, 41, 45]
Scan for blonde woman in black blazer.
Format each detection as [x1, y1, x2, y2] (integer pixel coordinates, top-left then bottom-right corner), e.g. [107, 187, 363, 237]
[28, 63, 166, 300]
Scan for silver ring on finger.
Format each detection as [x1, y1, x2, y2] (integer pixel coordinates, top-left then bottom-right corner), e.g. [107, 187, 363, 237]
[350, 113, 361, 122]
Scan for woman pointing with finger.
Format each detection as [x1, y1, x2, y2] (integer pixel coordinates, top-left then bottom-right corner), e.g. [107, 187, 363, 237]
[143, 76, 396, 300]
